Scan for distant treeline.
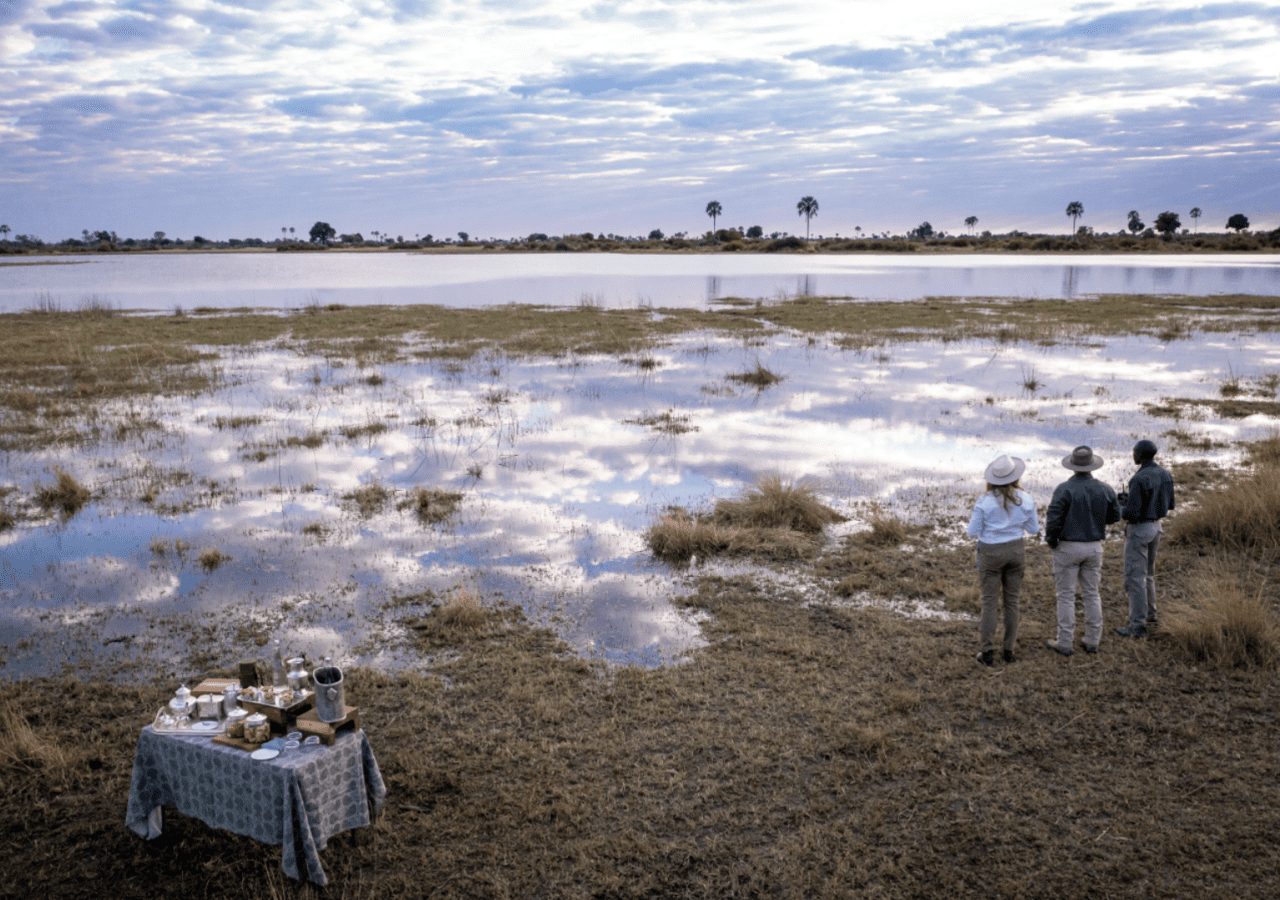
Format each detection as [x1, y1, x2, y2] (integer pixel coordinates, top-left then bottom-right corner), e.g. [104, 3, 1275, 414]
[3, 227, 1280, 255]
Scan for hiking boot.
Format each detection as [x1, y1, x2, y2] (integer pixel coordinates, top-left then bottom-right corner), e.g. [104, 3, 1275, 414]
[976, 650, 994, 667]
[1002, 650, 1016, 664]
[1115, 625, 1148, 638]
[1045, 640, 1073, 657]
[1081, 642, 1099, 654]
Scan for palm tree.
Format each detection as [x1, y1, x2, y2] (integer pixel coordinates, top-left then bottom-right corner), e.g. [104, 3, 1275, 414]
[289, 227, 295, 239]
[0, 224, 10, 241]
[796, 196, 819, 239]
[705, 201, 722, 234]
[1065, 201, 1084, 238]
[1127, 210, 1144, 234]
[281, 226, 287, 242]
[1189, 207, 1202, 233]
[964, 215, 978, 234]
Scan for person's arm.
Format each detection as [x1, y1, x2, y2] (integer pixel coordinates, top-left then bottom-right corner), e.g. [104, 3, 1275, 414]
[1045, 486, 1066, 547]
[1023, 492, 1040, 536]
[966, 498, 985, 540]
[1105, 486, 1121, 525]
[1166, 470, 1176, 512]
[1121, 474, 1142, 522]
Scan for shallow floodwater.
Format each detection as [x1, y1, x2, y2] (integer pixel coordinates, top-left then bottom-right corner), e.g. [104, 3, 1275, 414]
[3, 252, 1280, 311]
[2, 323, 1278, 678]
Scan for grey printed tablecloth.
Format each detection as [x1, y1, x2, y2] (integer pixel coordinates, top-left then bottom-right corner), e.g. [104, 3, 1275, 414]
[125, 726, 386, 885]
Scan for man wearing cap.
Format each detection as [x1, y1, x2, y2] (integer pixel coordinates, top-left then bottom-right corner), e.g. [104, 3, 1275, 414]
[1116, 439, 1175, 638]
[1044, 446, 1121, 655]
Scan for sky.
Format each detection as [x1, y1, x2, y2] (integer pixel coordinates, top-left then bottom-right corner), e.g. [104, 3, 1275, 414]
[1, 0, 1278, 241]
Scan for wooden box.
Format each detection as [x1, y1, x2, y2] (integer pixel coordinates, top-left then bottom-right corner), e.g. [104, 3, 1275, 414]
[294, 706, 360, 745]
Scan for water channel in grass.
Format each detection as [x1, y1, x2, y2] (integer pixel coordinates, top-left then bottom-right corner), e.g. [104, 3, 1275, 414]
[3, 252, 1280, 311]
[2, 314, 1278, 678]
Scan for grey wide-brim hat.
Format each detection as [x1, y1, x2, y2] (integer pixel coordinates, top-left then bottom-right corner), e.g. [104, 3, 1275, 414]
[984, 454, 1026, 485]
[1062, 445, 1104, 471]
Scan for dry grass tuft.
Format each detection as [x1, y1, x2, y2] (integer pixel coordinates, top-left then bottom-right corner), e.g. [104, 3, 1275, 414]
[0, 507, 12, 531]
[646, 512, 736, 564]
[1166, 570, 1280, 670]
[0, 698, 71, 778]
[859, 505, 912, 546]
[624, 409, 698, 435]
[35, 468, 91, 516]
[712, 476, 844, 533]
[345, 482, 391, 517]
[727, 362, 783, 388]
[1247, 432, 1280, 467]
[197, 548, 231, 572]
[1172, 459, 1280, 552]
[647, 478, 842, 564]
[399, 487, 464, 525]
[433, 588, 490, 631]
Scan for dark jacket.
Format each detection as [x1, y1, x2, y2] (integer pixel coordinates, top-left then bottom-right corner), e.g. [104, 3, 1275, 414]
[1122, 461, 1175, 523]
[1045, 473, 1121, 545]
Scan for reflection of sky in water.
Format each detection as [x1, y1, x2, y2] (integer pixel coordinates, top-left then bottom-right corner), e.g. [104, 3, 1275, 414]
[3, 253, 1280, 310]
[2, 328, 1278, 676]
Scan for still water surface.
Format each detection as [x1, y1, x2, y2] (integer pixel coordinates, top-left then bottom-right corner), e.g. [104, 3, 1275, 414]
[2, 324, 1278, 678]
[3, 252, 1280, 310]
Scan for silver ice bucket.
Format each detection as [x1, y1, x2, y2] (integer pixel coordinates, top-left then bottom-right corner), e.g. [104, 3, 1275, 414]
[312, 662, 346, 723]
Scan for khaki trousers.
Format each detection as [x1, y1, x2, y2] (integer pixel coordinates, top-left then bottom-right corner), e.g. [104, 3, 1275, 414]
[977, 538, 1024, 654]
[1051, 540, 1104, 648]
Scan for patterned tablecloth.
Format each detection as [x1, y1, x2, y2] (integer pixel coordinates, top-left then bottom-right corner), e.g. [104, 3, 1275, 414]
[125, 726, 386, 885]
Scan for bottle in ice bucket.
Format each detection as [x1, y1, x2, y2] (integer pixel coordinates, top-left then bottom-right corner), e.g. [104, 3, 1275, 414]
[312, 655, 346, 723]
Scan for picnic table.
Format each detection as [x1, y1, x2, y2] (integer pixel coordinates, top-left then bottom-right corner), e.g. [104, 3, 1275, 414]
[125, 725, 385, 885]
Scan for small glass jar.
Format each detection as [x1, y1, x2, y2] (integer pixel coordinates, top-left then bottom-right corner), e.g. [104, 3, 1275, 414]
[224, 708, 249, 738]
[244, 712, 271, 744]
[222, 685, 240, 714]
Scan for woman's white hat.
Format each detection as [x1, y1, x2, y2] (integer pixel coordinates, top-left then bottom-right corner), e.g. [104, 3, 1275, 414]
[984, 454, 1025, 486]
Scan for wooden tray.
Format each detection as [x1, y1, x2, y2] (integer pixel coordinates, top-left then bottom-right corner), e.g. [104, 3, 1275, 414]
[294, 706, 360, 745]
[237, 691, 314, 725]
[213, 733, 270, 752]
[192, 677, 240, 696]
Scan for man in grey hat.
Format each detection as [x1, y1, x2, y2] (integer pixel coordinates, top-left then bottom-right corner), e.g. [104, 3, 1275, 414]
[1116, 439, 1175, 638]
[1044, 445, 1121, 655]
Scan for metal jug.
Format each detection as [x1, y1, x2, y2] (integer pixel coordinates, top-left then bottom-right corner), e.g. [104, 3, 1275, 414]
[312, 658, 346, 722]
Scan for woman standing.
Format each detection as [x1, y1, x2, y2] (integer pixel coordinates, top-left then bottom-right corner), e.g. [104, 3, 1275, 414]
[967, 454, 1039, 666]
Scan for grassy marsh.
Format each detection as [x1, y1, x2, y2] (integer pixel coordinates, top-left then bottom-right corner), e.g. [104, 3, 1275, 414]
[2, 296, 1280, 895]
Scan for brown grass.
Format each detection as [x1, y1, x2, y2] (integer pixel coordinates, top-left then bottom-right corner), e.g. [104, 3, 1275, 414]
[726, 361, 783, 388]
[35, 467, 91, 516]
[430, 588, 490, 631]
[858, 505, 912, 546]
[0, 506, 12, 531]
[647, 478, 843, 564]
[3, 458, 1280, 898]
[624, 409, 698, 435]
[398, 487, 464, 525]
[0, 697, 71, 779]
[1165, 568, 1280, 669]
[711, 475, 844, 533]
[345, 483, 391, 518]
[1172, 459, 1280, 552]
[197, 548, 231, 572]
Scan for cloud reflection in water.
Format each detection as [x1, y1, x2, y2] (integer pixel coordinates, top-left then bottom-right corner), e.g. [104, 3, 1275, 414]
[2, 327, 1278, 676]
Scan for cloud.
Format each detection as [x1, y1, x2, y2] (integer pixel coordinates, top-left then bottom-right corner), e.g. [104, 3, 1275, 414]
[0, 0, 1276, 237]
